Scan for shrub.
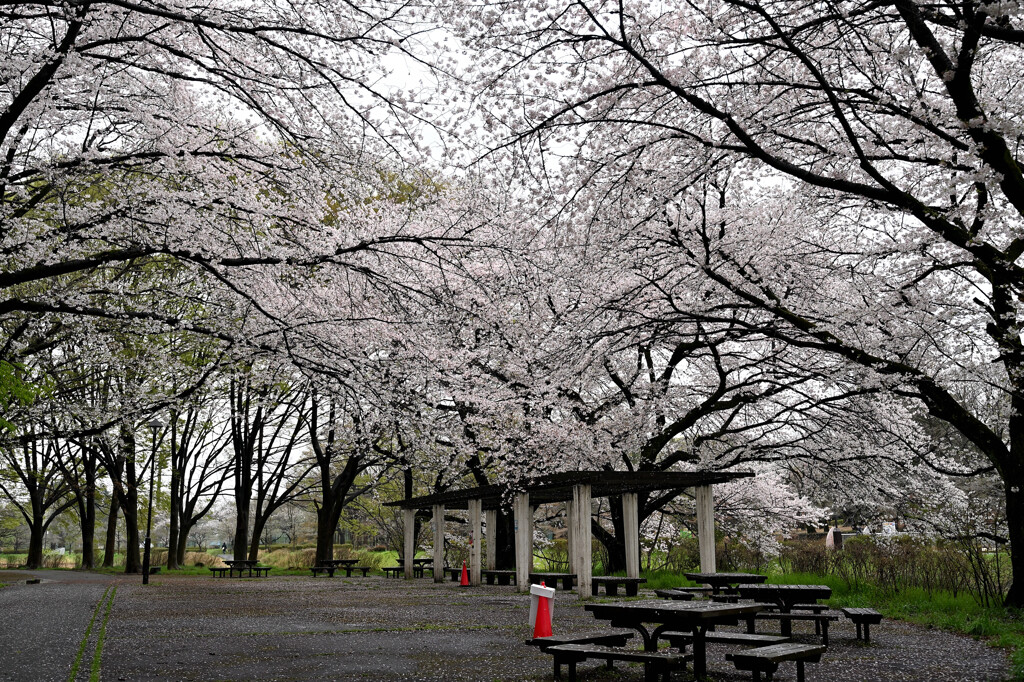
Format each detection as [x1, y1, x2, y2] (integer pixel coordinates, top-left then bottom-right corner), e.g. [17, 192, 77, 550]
[665, 537, 700, 573]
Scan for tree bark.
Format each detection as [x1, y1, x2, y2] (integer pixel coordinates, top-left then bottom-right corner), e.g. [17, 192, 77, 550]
[493, 508, 516, 570]
[166, 461, 180, 569]
[26, 511, 44, 569]
[102, 494, 119, 568]
[79, 467, 96, 570]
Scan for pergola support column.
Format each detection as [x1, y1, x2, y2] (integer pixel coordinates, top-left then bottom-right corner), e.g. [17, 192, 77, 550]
[571, 484, 592, 599]
[623, 492, 640, 579]
[468, 498, 482, 586]
[695, 485, 716, 573]
[433, 504, 445, 583]
[485, 510, 497, 569]
[403, 508, 415, 580]
[514, 492, 532, 591]
[565, 499, 575, 576]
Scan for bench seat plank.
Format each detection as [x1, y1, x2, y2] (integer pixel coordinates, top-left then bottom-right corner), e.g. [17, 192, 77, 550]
[748, 612, 838, 644]
[654, 589, 696, 601]
[546, 643, 691, 682]
[591, 576, 648, 597]
[841, 607, 883, 643]
[726, 643, 826, 682]
[662, 630, 789, 650]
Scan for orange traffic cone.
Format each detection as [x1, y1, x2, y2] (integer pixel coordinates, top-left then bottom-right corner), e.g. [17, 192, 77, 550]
[533, 583, 553, 638]
[460, 561, 469, 587]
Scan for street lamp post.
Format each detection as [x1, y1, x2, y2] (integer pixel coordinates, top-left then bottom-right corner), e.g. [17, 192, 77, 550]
[142, 418, 163, 585]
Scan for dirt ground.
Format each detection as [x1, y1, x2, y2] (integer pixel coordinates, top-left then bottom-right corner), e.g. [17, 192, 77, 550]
[0, 570, 1013, 681]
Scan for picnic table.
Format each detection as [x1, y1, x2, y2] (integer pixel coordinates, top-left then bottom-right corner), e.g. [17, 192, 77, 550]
[683, 572, 767, 595]
[735, 584, 833, 637]
[223, 560, 270, 578]
[322, 559, 359, 568]
[584, 599, 767, 679]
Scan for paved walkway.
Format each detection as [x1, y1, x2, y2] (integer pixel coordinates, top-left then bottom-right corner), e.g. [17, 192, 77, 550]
[0, 572, 1014, 681]
[0, 570, 120, 682]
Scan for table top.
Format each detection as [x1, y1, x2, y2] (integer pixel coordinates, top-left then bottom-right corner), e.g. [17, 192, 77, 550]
[224, 560, 257, 567]
[585, 599, 766, 624]
[684, 572, 768, 585]
[735, 583, 832, 604]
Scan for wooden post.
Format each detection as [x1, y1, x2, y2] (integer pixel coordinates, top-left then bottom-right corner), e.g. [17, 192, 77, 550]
[571, 484, 592, 599]
[485, 510, 497, 569]
[695, 485, 716, 573]
[514, 492, 532, 591]
[433, 503, 445, 583]
[469, 498, 482, 586]
[403, 508, 415, 580]
[623, 492, 640, 579]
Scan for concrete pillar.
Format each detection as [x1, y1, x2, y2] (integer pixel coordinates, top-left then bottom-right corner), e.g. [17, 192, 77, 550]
[695, 485, 716, 573]
[403, 508, 416, 580]
[469, 498, 482, 586]
[623, 492, 640, 579]
[565, 499, 575, 575]
[514, 492, 532, 591]
[433, 504, 445, 582]
[485, 510, 497, 569]
[571, 484, 592, 599]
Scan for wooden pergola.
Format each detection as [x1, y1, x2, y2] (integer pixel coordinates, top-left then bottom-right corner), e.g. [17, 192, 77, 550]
[385, 470, 753, 598]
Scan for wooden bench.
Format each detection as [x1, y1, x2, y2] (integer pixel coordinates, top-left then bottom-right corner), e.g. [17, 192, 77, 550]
[842, 607, 883, 643]
[747, 613, 838, 644]
[482, 569, 516, 585]
[529, 572, 575, 591]
[445, 567, 463, 581]
[254, 566, 271, 577]
[673, 586, 714, 598]
[654, 589, 695, 601]
[525, 631, 634, 679]
[311, 566, 336, 577]
[343, 565, 371, 577]
[662, 630, 790, 652]
[725, 642, 826, 682]
[591, 576, 647, 597]
[209, 567, 229, 578]
[148, 566, 161, 575]
[763, 603, 829, 614]
[384, 565, 424, 578]
[545, 643, 691, 682]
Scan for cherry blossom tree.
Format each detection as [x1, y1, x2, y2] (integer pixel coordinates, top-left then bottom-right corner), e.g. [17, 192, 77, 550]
[442, 0, 1024, 606]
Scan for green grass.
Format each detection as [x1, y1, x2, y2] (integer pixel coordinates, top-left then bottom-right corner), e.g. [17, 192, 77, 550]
[816, 578, 1024, 679]
[90, 585, 115, 682]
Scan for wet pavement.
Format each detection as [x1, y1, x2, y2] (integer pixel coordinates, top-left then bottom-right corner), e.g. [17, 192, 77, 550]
[0, 571, 1013, 681]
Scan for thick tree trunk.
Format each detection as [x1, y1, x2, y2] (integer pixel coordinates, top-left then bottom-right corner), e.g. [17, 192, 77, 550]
[175, 525, 189, 566]
[233, 498, 249, 562]
[315, 507, 337, 564]
[102, 494, 119, 567]
[248, 515, 266, 562]
[25, 511, 44, 569]
[1004, 475, 1023, 608]
[79, 486, 96, 570]
[122, 500, 141, 573]
[166, 466, 180, 569]
[494, 509, 516, 569]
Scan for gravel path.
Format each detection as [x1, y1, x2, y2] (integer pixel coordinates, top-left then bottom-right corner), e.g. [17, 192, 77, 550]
[0, 569, 119, 682]
[1, 572, 1014, 681]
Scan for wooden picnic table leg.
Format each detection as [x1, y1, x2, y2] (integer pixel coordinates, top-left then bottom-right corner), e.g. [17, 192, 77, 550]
[691, 624, 709, 679]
